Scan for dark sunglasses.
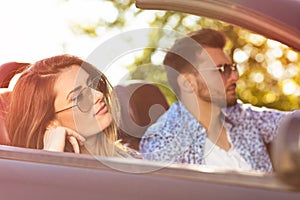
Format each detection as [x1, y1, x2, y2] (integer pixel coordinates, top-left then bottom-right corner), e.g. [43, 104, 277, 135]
[55, 75, 107, 114]
[198, 63, 238, 77]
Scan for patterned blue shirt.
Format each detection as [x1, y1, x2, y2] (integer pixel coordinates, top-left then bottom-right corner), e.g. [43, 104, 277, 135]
[139, 101, 288, 172]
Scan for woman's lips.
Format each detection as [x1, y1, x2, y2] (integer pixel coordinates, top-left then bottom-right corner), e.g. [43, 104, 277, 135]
[95, 102, 108, 116]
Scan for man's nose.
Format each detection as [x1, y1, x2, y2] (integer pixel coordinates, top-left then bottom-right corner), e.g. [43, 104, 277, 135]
[228, 70, 239, 81]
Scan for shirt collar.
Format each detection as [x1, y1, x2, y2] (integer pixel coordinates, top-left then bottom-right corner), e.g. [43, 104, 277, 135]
[178, 101, 237, 129]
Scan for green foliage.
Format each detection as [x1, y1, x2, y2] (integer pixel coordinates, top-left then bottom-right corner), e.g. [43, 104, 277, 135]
[73, 0, 300, 110]
[129, 11, 300, 111]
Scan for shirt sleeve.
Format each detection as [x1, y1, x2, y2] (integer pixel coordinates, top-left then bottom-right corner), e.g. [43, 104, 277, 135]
[246, 105, 289, 143]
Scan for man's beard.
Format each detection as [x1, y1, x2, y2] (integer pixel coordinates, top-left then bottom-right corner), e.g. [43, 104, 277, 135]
[226, 97, 238, 107]
[197, 87, 238, 108]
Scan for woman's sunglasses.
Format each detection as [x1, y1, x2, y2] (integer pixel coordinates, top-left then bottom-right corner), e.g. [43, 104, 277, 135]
[55, 75, 107, 114]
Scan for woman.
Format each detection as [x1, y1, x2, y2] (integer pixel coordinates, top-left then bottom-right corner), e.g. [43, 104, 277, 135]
[6, 54, 123, 156]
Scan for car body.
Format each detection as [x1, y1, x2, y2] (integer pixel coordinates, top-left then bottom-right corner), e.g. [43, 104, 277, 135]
[1, 0, 300, 199]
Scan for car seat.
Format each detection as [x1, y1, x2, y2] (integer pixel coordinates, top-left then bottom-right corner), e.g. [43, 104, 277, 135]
[0, 62, 29, 88]
[0, 89, 11, 145]
[114, 81, 169, 151]
[0, 62, 29, 145]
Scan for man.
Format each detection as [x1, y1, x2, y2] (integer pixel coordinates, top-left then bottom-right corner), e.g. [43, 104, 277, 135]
[139, 28, 288, 172]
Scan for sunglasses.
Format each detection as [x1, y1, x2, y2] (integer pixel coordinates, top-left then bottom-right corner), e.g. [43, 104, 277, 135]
[198, 63, 238, 77]
[55, 75, 107, 114]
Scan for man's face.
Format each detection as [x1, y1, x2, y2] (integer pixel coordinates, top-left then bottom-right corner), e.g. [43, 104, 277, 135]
[193, 47, 239, 107]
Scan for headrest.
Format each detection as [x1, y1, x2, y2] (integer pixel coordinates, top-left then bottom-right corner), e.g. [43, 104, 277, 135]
[115, 81, 169, 150]
[0, 62, 30, 88]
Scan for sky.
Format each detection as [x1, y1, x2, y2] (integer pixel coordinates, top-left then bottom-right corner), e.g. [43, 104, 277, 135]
[0, 0, 156, 85]
[0, 0, 69, 64]
[2, 0, 298, 94]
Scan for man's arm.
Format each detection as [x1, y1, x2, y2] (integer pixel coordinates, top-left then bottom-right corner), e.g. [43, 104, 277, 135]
[246, 105, 289, 143]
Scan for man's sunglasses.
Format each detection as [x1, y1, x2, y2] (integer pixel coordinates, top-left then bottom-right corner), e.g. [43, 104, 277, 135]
[55, 75, 107, 114]
[198, 63, 238, 77]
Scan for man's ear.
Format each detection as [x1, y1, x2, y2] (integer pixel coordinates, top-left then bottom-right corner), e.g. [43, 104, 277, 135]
[177, 73, 196, 93]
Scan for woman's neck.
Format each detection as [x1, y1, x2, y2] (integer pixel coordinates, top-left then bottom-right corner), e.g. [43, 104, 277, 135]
[80, 134, 100, 155]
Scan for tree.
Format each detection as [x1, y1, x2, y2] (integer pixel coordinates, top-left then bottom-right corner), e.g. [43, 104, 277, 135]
[70, 0, 300, 110]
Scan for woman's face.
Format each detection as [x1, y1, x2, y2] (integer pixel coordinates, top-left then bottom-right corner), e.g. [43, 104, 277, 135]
[53, 65, 112, 137]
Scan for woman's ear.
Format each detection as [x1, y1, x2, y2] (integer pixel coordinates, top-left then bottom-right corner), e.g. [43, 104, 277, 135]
[177, 73, 196, 93]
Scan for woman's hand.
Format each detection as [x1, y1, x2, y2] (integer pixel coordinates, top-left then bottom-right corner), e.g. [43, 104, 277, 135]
[43, 126, 86, 153]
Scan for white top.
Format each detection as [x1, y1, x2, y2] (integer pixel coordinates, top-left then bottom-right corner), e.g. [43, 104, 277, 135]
[204, 137, 252, 171]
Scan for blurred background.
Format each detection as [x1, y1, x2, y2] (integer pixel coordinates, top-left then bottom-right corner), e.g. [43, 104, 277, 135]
[1, 0, 300, 110]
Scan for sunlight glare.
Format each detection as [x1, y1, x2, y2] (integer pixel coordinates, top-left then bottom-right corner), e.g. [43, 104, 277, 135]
[0, 0, 68, 63]
[282, 79, 297, 95]
[251, 72, 264, 83]
[267, 39, 281, 48]
[287, 50, 298, 62]
[151, 50, 166, 65]
[286, 64, 298, 77]
[233, 49, 249, 63]
[267, 61, 284, 79]
[263, 93, 277, 104]
[182, 15, 201, 28]
[248, 33, 266, 46]
[255, 53, 265, 63]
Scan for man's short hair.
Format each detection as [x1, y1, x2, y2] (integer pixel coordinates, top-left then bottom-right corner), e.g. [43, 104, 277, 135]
[163, 28, 227, 96]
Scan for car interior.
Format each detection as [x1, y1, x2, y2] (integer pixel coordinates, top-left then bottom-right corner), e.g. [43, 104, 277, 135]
[115, 81, 169, 151]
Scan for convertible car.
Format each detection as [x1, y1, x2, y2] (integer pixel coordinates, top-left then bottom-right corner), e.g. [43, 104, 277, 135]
[0, 0, 300, 199]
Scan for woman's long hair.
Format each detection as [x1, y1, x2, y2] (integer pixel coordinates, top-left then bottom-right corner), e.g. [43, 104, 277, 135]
[6, 54, 120, 156]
